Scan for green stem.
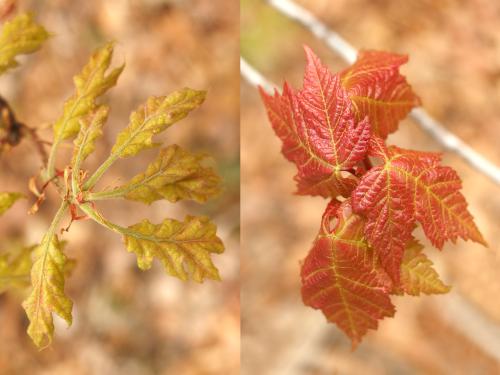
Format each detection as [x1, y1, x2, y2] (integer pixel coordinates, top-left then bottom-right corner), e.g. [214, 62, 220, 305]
[82, 153, 117, 191]
[80, 203, 155, 241]
[86, 179, 146, 200]
[79, 203, 203, 245]
[83, 111, 168, 191]
[31, 201, 69, 294]
[71, 127, 92, 197]
[79, 202, 126, 236]
[43, 139, 60, 182]
[86, 187, 127, 201]
[46, 201, 70, 237]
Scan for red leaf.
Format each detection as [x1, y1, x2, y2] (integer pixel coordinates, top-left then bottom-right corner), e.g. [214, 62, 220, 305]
[351, 164, 415, 283]
[259, 48, 371, 198]
[260, 46, 486, 347]
[300, 47, 371, 171]
[341, 50, 421, 139]
[301, 200, 395, 347]
[353, 137, 485, 280]
[415, 165, 486, 248]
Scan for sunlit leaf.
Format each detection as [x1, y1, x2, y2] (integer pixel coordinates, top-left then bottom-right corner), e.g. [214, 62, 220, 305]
[301, 200, 395, 347]
[351, 162, 415, 282]
[111, 89, 206, 158]
[0, 13, 49, 75]
[259, 48, 371, 198]
[341, 50, 421, 138]
[0, 191, 24, 215]
[53, 42, 123, 141]
[352, 136, 485, 281]
[72, 105, 109, 165]
[414, 163, 486, 249]
[124, 215, 223, 282]
[22, 234, 72, 348]
[394, 239, 450, 296]
[102, 144, 221, 204]
[261, 45, 486, 348]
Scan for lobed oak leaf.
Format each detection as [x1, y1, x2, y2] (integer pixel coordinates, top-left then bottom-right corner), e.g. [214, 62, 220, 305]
[111, 89, 206, 159]
[0, 244, 35, 293]
[301, 200, 395, 347]
[53, 42, 123, 142]
[72, 105, 109, 166]
[259, 51, 371, 198]
[102, 144, 221, 204]
[393, 239, 450, 296]
[341, 50, 421, 138]
[22, 234, 73, 348]
[0, 191, 24, 215]
[123, 215, 224, 282]
[0, 13, 50, 75]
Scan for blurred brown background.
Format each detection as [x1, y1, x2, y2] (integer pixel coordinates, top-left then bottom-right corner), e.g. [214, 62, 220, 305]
[242, 0, 500, 374]
[0, 0, 239, 374]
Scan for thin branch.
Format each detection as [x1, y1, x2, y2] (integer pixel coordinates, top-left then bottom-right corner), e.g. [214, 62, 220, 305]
[269, 0, 357, 64]
[261, 0, 500, 186]
[22, 124, 49, 165]
[240, 57, 274, 93]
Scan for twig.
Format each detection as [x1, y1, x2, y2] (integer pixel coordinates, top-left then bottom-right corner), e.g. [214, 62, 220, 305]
[22, 124, 49, 165]
[240, 57, 274, 94]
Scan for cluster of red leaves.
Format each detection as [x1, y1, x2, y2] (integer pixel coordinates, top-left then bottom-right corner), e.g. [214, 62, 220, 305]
[260, 47, 486, 347]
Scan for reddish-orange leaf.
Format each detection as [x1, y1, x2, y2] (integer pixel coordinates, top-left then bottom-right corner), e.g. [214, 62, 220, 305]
[259, 85, 354, 197]
[414, 164, 486, 248]
[351, 164, 415, 283]
[353, 137, 485, 281]
[259, 46, 486, 348]
[301, 200, 395, 347]
[375, 139, 486, 248]
[341, 50, 421, 139]
[259, 48, 371, 198]
[299, 47, 371, 172]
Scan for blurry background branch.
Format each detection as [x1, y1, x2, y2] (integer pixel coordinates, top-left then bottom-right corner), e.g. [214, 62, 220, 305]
[242, 0, 500, 186]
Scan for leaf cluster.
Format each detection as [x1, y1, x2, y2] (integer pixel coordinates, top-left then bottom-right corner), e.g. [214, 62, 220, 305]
[260, 46, 486, 347]
[0, 14, 224, 348]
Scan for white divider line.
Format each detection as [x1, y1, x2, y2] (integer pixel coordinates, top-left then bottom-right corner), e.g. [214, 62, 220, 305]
[265, 0, 500, 185]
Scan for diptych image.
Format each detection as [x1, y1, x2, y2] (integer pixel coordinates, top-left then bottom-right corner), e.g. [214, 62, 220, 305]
[0, 0, 499, 374]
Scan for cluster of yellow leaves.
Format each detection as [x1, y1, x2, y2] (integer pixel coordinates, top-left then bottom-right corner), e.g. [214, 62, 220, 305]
[8, 40, 224, 348]
[0, 12, 223, 349]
